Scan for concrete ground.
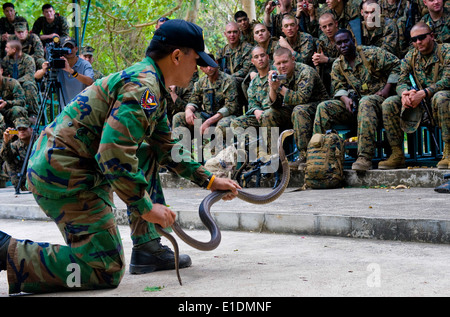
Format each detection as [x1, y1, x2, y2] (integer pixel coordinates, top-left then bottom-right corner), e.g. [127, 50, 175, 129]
[1, 219, 449, 298]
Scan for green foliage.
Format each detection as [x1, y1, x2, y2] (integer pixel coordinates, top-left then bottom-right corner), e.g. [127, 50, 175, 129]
[9, 0, 266, 75]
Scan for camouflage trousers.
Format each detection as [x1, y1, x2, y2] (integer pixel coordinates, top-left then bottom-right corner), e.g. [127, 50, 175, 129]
[230, 114, 268, 154]
[383, 91, 450, 144]
[5, 143, 167, 294]
[172, 111, 236, 146]
[21, 81, 39, 116]
[260, 106, 294, 154]
[292, 102, 320, 154]
[314, 95, 385, 159]
[3, 154, 26, 188]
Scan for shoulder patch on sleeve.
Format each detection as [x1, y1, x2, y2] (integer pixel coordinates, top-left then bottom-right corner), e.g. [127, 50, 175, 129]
[140, 89, 158, 113]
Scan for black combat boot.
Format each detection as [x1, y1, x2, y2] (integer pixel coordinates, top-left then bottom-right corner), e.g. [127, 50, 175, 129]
[434, 174, 450, 194]
[129, 238, 192, 274]
[0, 230, 11, 271]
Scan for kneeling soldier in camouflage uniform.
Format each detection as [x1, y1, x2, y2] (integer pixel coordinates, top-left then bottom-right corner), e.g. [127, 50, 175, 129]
[0, 20, 240, 295]
[313, 29, 401, 171]
[381, 23, 450, 170]
[231, 46, 271, 154]
[172, 53, 239, 146]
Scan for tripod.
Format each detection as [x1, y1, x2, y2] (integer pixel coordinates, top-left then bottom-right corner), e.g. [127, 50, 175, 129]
[15, 69, 67, 195]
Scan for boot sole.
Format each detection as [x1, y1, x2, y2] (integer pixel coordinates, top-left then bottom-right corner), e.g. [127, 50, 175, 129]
[378, 165, 406, 170]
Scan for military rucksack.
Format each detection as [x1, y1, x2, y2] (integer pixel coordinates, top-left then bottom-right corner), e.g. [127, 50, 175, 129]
[304, 131, 345, 189]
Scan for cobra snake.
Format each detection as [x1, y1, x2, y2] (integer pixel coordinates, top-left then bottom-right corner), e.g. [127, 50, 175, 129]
[155, 129, 294, 285]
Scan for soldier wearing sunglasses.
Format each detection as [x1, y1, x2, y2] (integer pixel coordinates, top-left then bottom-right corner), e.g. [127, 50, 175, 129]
[380, 22, 450, 171]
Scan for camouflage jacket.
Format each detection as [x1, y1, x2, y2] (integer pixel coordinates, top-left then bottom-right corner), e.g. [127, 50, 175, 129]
[1, 53, 36, 84]
[266, 8, 297, 38]
[246, 73, 270, 115]
[323, 1, 360, 30]
[0, 76, 26, 109]
[27, 57, 212, 218]
[332, 46, 401, 98]
[361, 17, 400, 56]
[0, 137, 28, 173]
[316, 33, 340, 66]
[31, 15, 70, 44]
[420, 7, 450, 45]
[275, 31, 315, 66]
[397, 42, 450, 96]
[271, 62, 329, 110]
[187, 70, 239, 117]
[216, 41, 255, 79]
[9, 33, 45, 69]
[166, 72, 198, 121]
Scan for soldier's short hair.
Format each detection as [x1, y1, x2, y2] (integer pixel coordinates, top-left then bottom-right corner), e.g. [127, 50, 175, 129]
[234, 10, 248, 21]
[2, 2, 14, 10]
[273, 47, 293, 58]
[7, 39, 22, 52]
[334, 28, 353, 40]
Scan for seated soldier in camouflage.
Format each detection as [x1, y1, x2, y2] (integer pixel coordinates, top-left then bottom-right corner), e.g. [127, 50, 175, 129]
[361, 0, 400, 57]
[2, 40, 39, 117]
[295, 0, 320, 37]
[313, 12, 341, 95]
[216, 21, 254, 83]
[0, 117, 33, 190]
[0, 63, 28, 126]
[323, 0, 360, 30]
[275, 14, 316, 67]
[265, 47, 329, 163]
[80, 46, 105, 81]
[166, 72, 198, 125]
[378, 0, 407, 20]
[31, 3, 69, 46]
[313, 29, 401, 171]
[216, 21, 254, 105]
[253, 23, 279, 62]
[10, 21, 45, 69]
[235, 10, 255, 45]
[420, 0, 449, 44]
[172, 53, 239, 148]
[231, 46, 271, 156]
[264, 0, 297, 38]
[0, 2, 28, 59]
[381, 22, 450, 170]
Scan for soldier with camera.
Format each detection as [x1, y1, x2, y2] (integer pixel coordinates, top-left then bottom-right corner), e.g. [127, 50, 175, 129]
[265, 47, 328, 166]
[35, 36, 94, 107]
[172, 53, 239, 144]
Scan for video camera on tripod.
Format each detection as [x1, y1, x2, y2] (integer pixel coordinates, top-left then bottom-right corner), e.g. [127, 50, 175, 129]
[46, 36, 72, 69]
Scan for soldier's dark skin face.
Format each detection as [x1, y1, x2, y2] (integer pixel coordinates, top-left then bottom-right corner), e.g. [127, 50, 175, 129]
[335, 32, 356, 59]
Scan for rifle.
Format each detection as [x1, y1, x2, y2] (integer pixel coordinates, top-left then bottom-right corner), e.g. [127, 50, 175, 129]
[408, 73, 440, 151]
[218, 55, 231, 75]
[404, 0, 420, 46]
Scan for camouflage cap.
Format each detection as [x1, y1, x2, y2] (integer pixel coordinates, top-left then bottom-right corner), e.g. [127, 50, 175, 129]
[14, 117, 31, 129]
[80, 46, 95, 55]
[14, 22, 28, 32]
[400, 106, 423, 133]
[61, 36, 77, 47]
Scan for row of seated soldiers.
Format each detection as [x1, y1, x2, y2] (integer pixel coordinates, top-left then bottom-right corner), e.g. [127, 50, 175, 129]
[167, 0, 449, 174]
